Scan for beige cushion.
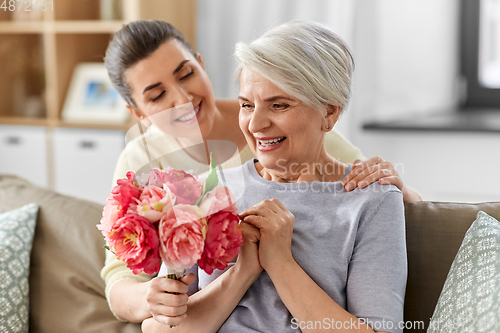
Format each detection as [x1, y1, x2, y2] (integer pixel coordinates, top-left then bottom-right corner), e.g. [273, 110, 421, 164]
[403, 201, 500, 333]
[0, 175, 140, 333]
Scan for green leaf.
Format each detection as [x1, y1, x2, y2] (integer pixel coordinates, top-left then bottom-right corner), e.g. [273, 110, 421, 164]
[195, 153, 219, 205]
[205, 153, 219, 193]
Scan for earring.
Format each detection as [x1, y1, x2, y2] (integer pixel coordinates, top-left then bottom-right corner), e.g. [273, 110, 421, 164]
[326, 125, 330, 130]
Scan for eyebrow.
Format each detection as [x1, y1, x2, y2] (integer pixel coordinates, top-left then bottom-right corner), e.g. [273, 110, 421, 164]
[238, 96, 294, 102]
[173, 59, 190, 74]
[142, 59, 191, 94]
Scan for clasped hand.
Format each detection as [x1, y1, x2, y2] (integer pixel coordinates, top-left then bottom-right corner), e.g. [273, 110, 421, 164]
[239, 198, 295, 272]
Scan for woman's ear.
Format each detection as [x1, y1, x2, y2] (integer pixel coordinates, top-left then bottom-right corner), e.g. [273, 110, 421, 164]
[324, 105, 342, 131]
[127, 105, 152, 127]
[196, 53, 205, 69]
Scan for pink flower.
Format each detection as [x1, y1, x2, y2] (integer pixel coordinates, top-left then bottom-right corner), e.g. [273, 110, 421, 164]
[107, 214, 161, 275]
[148, 169, 164, 188]
[126, 171, 139, 187]
[136, 172, 150, 187]
[197, 211, 243, 275]
[199, 185, 238, 217]
[136, 186, 175, 223]
[159, 205, 207, 271]
[111, 178, 141, 216]
[162, 168, 203, 205]
[97, 196, 121, 237]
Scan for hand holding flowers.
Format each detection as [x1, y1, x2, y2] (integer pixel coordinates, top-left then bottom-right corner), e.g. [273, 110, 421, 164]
[97, 157, 243, 327]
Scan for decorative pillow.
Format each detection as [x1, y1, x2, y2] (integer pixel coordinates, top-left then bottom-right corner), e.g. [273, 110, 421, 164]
[0, 203, 38, 333]
[428, 211, 500, 333]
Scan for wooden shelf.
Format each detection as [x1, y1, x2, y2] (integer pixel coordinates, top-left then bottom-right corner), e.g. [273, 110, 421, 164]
[0, 116, 48, 127]
[0, 21, 45, 33]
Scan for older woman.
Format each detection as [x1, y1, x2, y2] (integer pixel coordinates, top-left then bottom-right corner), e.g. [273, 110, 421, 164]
[142, 20, 406, 333]
[103, 20, 417, 325]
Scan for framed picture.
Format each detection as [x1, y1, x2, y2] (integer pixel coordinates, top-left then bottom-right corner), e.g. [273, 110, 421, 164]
[62, 63, 129, 124]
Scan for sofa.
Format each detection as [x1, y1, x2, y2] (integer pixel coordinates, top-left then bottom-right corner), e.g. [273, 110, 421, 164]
[0, 174, 499, 333]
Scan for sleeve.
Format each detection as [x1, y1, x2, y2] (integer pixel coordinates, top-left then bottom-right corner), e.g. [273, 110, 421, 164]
[111, 147, 131, 188]
[100, 143, 154, 320]
[100, 250, 154, 320]
[324, 129, 366, 164]
[346, 189, 407, 333]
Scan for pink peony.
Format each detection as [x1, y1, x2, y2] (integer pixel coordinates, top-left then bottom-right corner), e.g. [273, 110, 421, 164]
[97, 196, 121, 237]
[159, 205, 207, 271]
[199, 185, 238, 217]
[126, 171, 139, 187]
[136, 186, 175, 223]
[136, 172, 150, 187]
[107, 214, 161, 275]
[197, 211, 243, 275]
[111, 178, 141, 216]
[161, 168, 203, 205]
[148, 169, 164, 188]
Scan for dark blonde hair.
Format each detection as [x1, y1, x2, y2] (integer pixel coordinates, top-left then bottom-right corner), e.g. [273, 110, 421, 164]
[104, 20, 196, 107]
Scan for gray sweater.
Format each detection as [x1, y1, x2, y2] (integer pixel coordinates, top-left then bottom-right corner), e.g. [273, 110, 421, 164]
[194, 159, 407, 332]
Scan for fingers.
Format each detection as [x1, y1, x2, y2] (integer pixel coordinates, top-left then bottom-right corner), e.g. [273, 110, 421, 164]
[154, 313, 188, 326]
[356, 168, 396, 188]
[239, 198, 290, 220]
[342, 157, 399, 191]
[146, 276, 191, 327]
[150, 276, 190, 295]
[180, 273, 196, 286]
[378, 175, 404, 190]
[241, 222, 260, 244]
[239, 199, 282, 218]
[240, 199, 294, 231]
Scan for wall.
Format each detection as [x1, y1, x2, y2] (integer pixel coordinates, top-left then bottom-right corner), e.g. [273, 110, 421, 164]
[350, 0, 500, 202]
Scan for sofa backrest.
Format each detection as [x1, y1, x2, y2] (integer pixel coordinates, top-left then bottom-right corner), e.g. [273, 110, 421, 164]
[0, 175, 141, 333]
[3, 173, 499, 333]
[403, 201, 500, 333]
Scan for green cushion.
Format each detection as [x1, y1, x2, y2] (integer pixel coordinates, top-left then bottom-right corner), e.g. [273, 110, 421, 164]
[427, 211, 500, 332]
[0, 203, 38, 333]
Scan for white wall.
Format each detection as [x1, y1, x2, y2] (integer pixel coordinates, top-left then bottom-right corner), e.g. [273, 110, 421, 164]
[349, 0, 500, 203]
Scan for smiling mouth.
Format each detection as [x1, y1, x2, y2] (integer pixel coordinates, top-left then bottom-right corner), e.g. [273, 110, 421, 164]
[175, 104, 200, 122]
[258, 137, 286, 147]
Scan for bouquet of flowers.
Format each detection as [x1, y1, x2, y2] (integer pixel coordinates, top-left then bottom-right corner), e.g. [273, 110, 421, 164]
[97, 157, 243, 279]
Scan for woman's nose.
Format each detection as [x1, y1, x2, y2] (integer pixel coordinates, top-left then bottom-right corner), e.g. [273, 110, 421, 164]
[170, 86, 192, 107]
[248, 106, 271, 133]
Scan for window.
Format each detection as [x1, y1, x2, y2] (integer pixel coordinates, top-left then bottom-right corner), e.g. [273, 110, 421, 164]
[461, 0, 500, 108]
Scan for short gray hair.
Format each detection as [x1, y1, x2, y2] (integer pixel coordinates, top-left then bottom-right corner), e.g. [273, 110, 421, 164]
[235, 20, 354, 114]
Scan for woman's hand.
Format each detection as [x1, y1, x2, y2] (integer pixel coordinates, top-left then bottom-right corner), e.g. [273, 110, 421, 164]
[236, 222, 263, 277]
[145, 273, 196, 326]
[239, 199, 295, 270]
[341, 156, 422, 202]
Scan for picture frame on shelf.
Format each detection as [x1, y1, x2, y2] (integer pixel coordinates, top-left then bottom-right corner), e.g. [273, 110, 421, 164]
[62, 63, 129, 124]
